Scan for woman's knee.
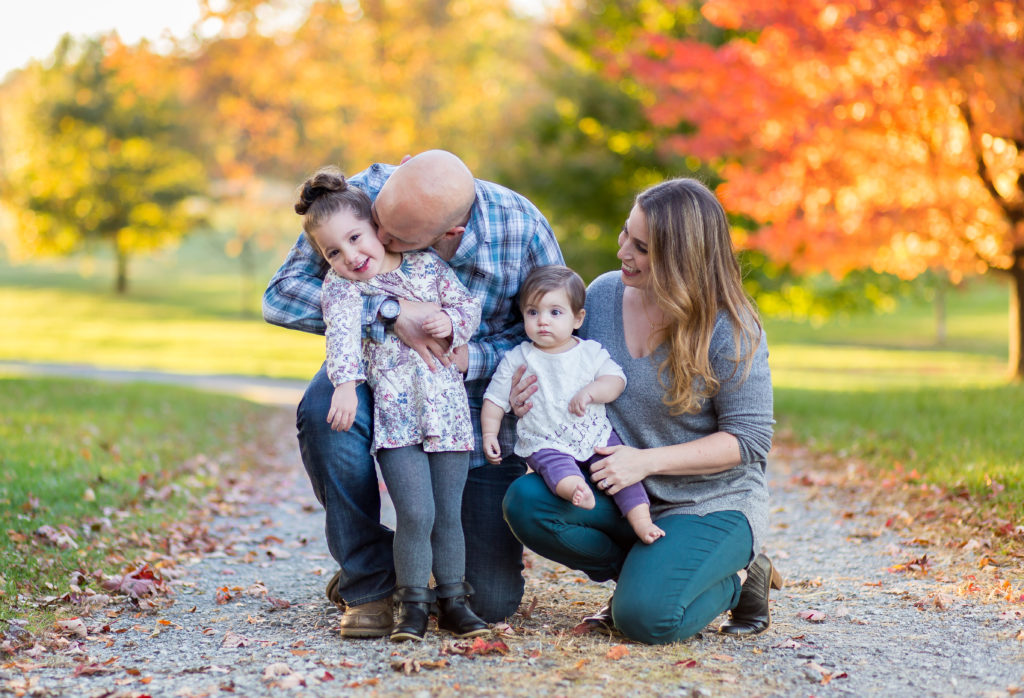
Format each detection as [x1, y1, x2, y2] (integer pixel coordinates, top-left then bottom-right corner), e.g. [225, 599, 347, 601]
[612, 594, 684, 645]
[502, 474, 551, 538]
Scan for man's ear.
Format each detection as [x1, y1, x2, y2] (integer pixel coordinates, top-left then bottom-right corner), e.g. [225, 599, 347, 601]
[574, 308, 586, 329]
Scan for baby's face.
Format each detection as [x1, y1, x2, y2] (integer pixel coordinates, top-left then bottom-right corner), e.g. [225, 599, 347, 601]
[523, 288, 584, 353]
[313, 209, 388, 281]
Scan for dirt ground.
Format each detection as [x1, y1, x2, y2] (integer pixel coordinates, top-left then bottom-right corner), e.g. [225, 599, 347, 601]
[3, 393, 1024, 697]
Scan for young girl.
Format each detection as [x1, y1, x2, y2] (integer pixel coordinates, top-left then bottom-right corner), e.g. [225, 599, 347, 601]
[481, 265, 665, 544]
[295, 166, 489, 642]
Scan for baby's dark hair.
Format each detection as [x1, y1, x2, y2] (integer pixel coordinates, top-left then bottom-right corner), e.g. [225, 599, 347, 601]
[295, 166, 373, 258]
[519, 265, 586, 314]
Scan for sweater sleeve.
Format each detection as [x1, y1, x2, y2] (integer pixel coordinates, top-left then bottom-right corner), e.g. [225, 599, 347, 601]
[709, 318, 774, 465]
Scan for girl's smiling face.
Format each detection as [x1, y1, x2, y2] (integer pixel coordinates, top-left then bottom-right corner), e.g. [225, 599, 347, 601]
[312, 208, 395, 281]
[617, 204, 652, 289]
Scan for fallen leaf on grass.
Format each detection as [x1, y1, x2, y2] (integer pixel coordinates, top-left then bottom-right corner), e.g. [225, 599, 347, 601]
[606, 645, 629, 660]
[798, 609, 827, 623]
[674, 658, 699, 668]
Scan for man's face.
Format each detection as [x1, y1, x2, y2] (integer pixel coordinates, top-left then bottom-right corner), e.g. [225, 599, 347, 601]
[371, 200, 446, 253]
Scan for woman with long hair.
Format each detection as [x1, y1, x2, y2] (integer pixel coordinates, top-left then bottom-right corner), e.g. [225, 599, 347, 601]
[503, 178, 780, 644]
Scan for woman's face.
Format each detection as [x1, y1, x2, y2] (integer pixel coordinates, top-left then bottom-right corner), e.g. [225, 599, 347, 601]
[617, 204, 652, 289]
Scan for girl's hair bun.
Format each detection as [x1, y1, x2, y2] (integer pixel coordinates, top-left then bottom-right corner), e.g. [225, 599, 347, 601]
[295, 166, 348, 215]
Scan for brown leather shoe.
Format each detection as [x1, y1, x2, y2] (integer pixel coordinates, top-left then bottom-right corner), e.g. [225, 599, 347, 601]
[339, 597, 394, 638]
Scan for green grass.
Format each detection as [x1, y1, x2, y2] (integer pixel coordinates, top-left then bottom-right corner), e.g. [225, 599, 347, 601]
[0, 376, 281, 631]
[0, 233, 324, 380]
[2, 238, 1021, 515]
[765, 275, 1022, 512]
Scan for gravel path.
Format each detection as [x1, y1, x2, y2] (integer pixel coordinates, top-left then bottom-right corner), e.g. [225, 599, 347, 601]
[4, 366, 1023, 697]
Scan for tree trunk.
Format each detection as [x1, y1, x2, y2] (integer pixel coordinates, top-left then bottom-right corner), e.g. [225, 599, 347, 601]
[934, 276, 946, 347]
[115, 240, 128, 295]
[1010, 257, 1024, 382]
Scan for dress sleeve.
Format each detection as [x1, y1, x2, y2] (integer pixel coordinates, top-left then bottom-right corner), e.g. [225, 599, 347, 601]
[710, 320, 774, 465]
[321, 271, 367, 387]
[430, 255, 482, 347]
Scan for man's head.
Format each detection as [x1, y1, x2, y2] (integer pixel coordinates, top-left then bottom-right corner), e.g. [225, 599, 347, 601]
[372, 150, 476, 252]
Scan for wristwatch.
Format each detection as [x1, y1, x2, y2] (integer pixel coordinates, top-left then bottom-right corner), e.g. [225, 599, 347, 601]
[379, 297, 401, 327]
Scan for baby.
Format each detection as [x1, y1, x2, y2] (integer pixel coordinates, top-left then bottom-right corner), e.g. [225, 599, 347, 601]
[481, 265, 664, 543]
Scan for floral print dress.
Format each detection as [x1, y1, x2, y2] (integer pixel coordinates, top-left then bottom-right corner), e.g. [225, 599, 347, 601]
[321, 250, 481, 454]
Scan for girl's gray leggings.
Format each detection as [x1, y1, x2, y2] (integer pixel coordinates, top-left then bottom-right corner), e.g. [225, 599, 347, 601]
[375, 445, 469, 590]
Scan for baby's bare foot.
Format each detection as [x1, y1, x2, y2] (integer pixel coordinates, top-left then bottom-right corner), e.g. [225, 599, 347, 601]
[635, 522, 666, 544]
[572, 481, 596, 510]
[555, 475, 595, 510]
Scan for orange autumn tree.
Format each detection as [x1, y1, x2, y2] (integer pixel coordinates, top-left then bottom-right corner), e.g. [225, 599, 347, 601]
[622, 0, 1024, 378]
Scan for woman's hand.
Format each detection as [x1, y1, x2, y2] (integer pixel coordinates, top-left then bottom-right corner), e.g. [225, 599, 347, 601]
[508, 364, 538, 418]
[589, 444, 653, 495]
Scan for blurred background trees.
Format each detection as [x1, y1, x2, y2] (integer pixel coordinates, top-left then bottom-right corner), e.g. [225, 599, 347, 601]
[0, 0, 1021, 375]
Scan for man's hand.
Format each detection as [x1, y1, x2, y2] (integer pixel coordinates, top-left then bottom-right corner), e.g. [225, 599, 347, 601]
[393, 299, 452, 371]
[508, 364, 538, 418]
[450, 344, 469, 374]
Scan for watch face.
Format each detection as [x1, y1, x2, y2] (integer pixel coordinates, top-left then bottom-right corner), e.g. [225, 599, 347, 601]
[381, 299, 401, 320]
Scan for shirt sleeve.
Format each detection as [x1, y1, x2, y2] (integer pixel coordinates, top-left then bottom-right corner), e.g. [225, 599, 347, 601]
[465, 219, 564, 381]
[262, 233, 329, 335]
[322, 272, 367, 387]
[591, 344, 626, 384]
[710, 320, 774, 465]
[430, 255, 482, 347]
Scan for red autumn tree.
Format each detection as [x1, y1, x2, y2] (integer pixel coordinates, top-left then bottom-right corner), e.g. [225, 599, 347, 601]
[622, 0, 1024, 378]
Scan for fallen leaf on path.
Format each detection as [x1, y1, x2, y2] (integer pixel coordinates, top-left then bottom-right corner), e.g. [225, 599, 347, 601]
[55, 619, 87, 638]
[443, 637, 509, 657]
[262, 662, 292, 679]
[222, 631, 253, 648]
[798, 609, 827, 623]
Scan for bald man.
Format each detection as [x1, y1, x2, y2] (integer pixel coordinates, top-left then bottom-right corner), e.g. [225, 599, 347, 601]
[264, 151, 563, 637]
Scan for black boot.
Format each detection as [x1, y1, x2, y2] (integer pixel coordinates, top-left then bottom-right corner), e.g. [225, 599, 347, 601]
[435, 582, 489, 638]
[719, 553, 783, 636]
[391, 587, 435, 642]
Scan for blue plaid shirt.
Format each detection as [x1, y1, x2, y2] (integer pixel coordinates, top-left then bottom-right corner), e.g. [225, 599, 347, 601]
[263, 162, 564, 465]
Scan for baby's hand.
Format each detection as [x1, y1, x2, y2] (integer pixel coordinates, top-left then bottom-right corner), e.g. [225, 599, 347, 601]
[483, 434, 502, 464]
[568, 388, 593, 417]
[421, 311, 453, 339]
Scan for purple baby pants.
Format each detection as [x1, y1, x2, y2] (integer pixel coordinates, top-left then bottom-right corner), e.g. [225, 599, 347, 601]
[525, 430, 649, 516]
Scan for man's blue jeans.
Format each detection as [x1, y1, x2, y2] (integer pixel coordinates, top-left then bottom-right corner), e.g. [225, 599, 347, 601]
[297, 364, 525, 621]
[503, 472, 751, 644]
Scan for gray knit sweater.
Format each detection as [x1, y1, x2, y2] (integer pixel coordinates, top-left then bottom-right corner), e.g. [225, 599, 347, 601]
[579, 272, 774, 557]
